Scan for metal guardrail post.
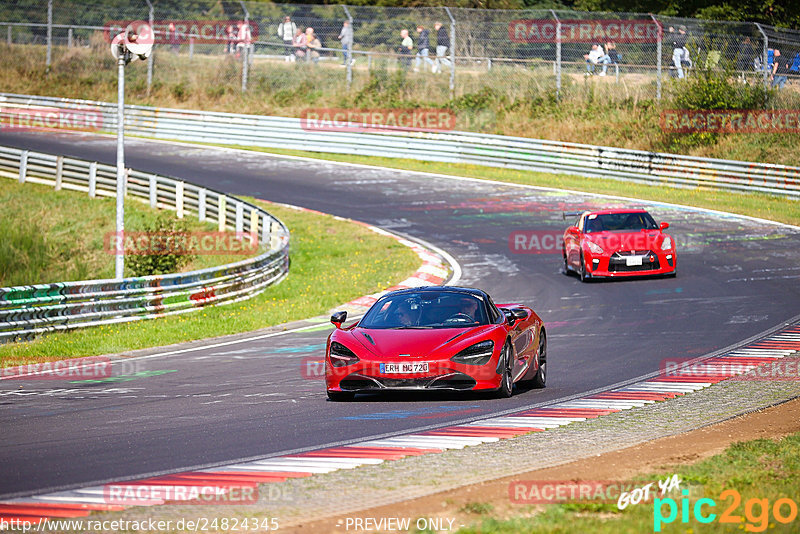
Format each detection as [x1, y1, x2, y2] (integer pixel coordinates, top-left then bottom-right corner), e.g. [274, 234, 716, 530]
[176, 181, 184, 218]
[88, 161, 97, 197]
[235, 201, 244, 234]
[115, 51, 126, 280]
[18, 150, 28, 183]
[218, 195, 226, 231]
[145, 0, 154, 93]
[444, 7, 456, 93]
[650, 14, 662, 100]
[755, 23, 769, 91]
[149, 174, 157, 208]
[55, 156, 63, 190]
[551, 10, 561, 101]
[198, 188, 207, 221]
[342, 5, 353, 90]
[46, 0, 52, 68]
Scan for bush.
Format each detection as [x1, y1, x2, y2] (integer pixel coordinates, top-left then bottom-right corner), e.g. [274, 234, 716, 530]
[125, 212, 196, 277]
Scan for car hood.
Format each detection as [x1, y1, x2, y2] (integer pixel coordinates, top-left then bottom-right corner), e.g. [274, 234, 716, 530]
[344, 326, 493, 359]
[585, 230, 667, 251]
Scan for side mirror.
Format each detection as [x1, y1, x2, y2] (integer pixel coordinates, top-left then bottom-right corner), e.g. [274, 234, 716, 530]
[567, 226, 580, 235]
[505, 308, 527, 325]
[331, 311, 347, 328]
[659, 222, 670, 231]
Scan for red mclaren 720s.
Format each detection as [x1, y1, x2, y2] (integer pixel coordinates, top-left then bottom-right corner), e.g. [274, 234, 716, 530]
[325, 286, 546, 401]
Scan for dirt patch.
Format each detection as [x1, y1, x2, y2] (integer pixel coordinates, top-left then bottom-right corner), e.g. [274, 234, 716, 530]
[286, 395, 800, 532]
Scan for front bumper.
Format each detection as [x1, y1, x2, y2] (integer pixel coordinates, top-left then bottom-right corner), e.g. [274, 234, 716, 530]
[584, 249, 676, 278]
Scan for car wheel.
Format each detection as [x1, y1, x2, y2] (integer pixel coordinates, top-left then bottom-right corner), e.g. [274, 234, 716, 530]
[579, 255, 589, 283]
[562, 249, 570, 275]
[531, 330, 547, 388]
[327, 390, 355, 401]
[495, 342, 513, 398]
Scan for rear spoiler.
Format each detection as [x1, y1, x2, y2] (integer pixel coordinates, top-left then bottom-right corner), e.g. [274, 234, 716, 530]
[562, 211, 584, 221]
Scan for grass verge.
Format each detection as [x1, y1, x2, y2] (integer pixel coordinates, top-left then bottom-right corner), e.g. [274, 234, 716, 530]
[0, 198, 421, 366]
[458, 431, 800, 533]
[210, 145, 800, 226]
[0, 179, 251, 287]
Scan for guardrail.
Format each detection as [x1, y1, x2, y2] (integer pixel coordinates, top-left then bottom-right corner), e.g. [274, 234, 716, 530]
[0, 145, 290, 343]
[2, 93, 798, 198]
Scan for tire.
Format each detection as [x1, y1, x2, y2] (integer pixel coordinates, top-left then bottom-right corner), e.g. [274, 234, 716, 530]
[327, 390, 355, 401]
[562, 249, 570, 275]
[579, 255, 589, 283]
[495, 342, 514, 398]
[531, 329, 547, 388]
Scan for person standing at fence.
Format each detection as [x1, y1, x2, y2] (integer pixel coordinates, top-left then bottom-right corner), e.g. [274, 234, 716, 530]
[771, 49, 789, 88]
[433, 21, 450, 74]
[293, 27, 307, 61]
[167, 22, 179, 54]
[399, 29, 413, 70]
[737, 36, 757, 81]
[278, 16, 297, 62]
[236, 21, 253, 61]
[337, 20, 353, 66]
[226, 25, 236, 55]
[306, 27, 321, 64]
[414, 25, 434, 72]
[669, 25, 688, 78]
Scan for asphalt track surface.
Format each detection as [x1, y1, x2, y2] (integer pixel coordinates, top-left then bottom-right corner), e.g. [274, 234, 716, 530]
[1, 131, 799, 499]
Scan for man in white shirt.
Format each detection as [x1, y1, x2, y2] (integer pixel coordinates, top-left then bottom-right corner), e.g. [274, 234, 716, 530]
[277, 16, 297, 62]
[584, 44, 611, 76]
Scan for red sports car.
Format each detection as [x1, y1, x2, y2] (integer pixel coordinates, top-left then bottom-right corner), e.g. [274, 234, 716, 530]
[562, 208, 677, 282]
[325, 286, 546, 401]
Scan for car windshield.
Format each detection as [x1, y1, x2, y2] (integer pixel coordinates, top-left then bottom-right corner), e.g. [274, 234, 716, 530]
[359, 291, 489, 329]
[585, 212, 658, 233]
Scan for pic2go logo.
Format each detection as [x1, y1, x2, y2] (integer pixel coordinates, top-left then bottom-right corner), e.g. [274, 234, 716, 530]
[654, 489, 799, 532]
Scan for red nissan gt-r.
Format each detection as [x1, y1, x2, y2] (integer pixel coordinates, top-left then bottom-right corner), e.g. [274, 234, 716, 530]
[562, 208, 677, 282]
[325, 286, 546, 401]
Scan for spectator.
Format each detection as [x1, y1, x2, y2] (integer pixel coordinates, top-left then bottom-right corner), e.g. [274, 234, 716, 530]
[337, 20, 353, 66]
[306, 27, 321, 64]
[277, 16, 297, 62]
[414, 25, 434, 72]
[584, 44, 611, 76]
[737, 36, 757, 81]
[398, 29, 413, 70]
[236, 21, 252, 61]
[167, 22, 179, 54]
[292, 27, 307, 61]
[433, 21, 451, 74]
[226, 24, 236, 55]
[605, 41, 621, 65]
[771, 49, 789, 88]
[669, 25, 688, 78]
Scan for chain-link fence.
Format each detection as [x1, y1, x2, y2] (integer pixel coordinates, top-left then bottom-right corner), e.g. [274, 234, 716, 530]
[2, 0, 799, 114]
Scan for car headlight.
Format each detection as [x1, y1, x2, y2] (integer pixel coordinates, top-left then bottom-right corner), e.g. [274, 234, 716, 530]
[451, 340, 494, 365]
[586, 240, 604, 254]
[329, 342, 359, 367]
[661, 236, 673, 250]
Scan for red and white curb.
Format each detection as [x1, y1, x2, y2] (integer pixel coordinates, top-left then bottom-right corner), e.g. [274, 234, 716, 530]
[2, 324, 798, 523]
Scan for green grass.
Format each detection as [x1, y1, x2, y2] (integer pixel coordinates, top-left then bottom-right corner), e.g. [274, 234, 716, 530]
[0, 179, 249, 287]
[0, 198, 421, 366]
[210, 145, 800, 226]
[459, 432, 800, 533]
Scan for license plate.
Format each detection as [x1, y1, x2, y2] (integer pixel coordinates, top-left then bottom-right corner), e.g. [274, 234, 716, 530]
[626, 256, 643, 266]
[380, 362, 430, 374]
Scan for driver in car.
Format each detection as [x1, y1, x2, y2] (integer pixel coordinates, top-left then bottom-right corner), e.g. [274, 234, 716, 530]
[394, 301, 418, 326]
[457, 297, 479, 322]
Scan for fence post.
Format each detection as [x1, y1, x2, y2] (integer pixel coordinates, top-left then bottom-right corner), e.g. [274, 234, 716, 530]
[189, 36, 194, 58]
[218, 195, 226, 231]
[239, 0, 250, 93]
[198, 188, 207, 221]
[68, 27, 73, 48]
[342, 5, 354, 90]
[7, 25, 11, 45]
[755, 23, 769, 91]
[149, 175, 157, 208]
[444, 7, 455, 93]
[262, 217, 271, 246]
[551, 10, 561, 101]
[175, 181, 184, 218]
[650, 14, 662, 100]
[46, 0, 53, 68]
[55, 156, 63, 190]
[145, 0, 154, 93]
[88, 161, 97, 198]
[19, 150, 28, 183]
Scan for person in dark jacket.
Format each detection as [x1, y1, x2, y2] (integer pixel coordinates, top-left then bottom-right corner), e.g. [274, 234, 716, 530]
[737, 37, 757, 81]
[415, 25, 435, 72]
[668, 25, 688, 78]
[433, 21, 451, 73]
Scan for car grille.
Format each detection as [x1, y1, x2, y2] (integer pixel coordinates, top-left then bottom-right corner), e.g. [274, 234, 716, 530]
[340, 372, 476, 391]
[608, 250, 660, 272]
